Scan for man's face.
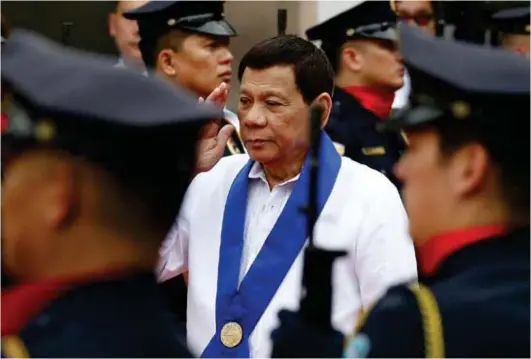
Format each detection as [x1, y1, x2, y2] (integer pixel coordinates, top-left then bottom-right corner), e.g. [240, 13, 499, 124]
[169, 34, 233, 98]
[394, 128, 456, 245]
[350, 39, 404, 91]
[238, 65, 310, 166]
[395, 0, 436, 35]
[108, 1, 148, 66]
[2, 151, 60, 280]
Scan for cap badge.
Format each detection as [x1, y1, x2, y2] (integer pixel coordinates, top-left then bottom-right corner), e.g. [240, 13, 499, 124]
[34, 119, 56, 142]
[346, 28, 356, 37]
[168, 18, 177, 26]
[451, 101, 471, 120]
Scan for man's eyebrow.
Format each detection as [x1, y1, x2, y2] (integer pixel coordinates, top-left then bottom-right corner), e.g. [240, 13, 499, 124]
[239, 88, 288, 100]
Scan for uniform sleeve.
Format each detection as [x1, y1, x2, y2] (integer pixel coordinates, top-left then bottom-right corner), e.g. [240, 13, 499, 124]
[157, 174, 202, 282]
[354, 179, 418, 308]
[349, 286, 425, 358]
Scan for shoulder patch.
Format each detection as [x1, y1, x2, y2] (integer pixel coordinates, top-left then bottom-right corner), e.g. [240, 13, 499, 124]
[333, 141, 345, 155]
[2, 336, 30, 358]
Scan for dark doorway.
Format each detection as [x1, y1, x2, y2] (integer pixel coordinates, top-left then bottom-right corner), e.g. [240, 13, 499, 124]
[3, 1, 117, 56]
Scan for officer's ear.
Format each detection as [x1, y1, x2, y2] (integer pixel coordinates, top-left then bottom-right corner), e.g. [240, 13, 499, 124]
[157, 48, 178, 77]
[312, 92, 333, 129]
[341, 41, 364, 73]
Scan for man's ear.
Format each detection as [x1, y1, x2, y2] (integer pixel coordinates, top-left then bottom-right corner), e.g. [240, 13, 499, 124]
[312, 92, 333, 129]
[341, 42, 363, 73]
[447, 143, 491, 198]
[108, 13, 117, 38]
[157, 49, 177, 77]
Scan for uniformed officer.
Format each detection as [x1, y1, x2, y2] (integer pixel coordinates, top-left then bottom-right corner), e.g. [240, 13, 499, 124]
[345, 23, 530, 358]
[122, 0, 245, 330]
[490, 5, 530, 56]
[306, 1, 407, 189]
[123, 0, 245, 157]
[1, 29, 221, 357]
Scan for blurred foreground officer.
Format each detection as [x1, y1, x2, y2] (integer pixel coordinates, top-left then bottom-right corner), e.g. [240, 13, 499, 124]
[306, 1, 407, 189]
[124, 0, 244, 157]
[346, 24, 530, 358]
[1, 29, 220, 358]
[491, 5, 530, 56]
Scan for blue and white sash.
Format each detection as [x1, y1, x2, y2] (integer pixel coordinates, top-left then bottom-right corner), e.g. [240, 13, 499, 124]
[201, 132, 341, 358]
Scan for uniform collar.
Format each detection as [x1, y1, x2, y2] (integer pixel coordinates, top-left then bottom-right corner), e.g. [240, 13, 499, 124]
[418, 224, 507, 276]
[342, 86, 395, 120]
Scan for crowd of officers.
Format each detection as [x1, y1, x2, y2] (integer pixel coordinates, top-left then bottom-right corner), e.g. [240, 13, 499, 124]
[1, 0, 529, 357]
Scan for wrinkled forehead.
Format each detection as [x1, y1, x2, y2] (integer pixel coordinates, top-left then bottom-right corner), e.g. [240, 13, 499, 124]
[395, 0, 434, 15]
[239, 65, 299, 98]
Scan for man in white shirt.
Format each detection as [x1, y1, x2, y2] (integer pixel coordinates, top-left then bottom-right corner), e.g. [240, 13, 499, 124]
[160, 35, 417, 358]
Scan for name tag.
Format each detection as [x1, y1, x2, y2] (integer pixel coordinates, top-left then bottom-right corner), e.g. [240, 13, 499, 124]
[362, 146, 386, 156]
[333, 141, 345, 155]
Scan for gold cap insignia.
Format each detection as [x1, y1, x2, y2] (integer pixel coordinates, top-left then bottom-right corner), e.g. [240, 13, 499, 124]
[220, 322, 243, 348]
[167, 18, 176, 26]
[34, 119, 56, 142]
[526, 24, 530, 33]
[346, 28, 356, 37]
[451, 101, 471, 120]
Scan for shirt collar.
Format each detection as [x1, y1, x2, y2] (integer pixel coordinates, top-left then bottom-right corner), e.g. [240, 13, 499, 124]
[248, 161, 300, 187]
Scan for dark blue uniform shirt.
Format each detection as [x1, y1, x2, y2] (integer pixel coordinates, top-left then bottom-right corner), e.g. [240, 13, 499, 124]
[2, 272, 193, 358]
[355, 227, 530, 358]
[325, 87, 407, 190]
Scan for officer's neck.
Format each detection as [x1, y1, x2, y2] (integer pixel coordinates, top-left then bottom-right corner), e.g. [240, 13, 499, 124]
[335, 72, 395, 94]
[31, 227, 160, 281]
[416, 196, 515, 247]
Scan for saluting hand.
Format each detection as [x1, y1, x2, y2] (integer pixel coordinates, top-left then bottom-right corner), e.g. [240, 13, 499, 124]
[194, 82, 235, 175]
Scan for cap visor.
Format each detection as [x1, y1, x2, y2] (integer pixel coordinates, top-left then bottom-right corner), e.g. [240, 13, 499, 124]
[360, 27, 398, 41]
[183, 20, 237, 37]
[378, 105, 444, 132]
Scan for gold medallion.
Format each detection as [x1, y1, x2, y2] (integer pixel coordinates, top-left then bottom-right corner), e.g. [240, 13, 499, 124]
[220, 321, 243, 348]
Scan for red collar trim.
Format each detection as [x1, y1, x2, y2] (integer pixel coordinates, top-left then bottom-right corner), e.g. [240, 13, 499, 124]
[1, 268, 132, 336]
[343, 86, 395, 120]
[418, 225, 507, 276]
[1, 113, 8, 134]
